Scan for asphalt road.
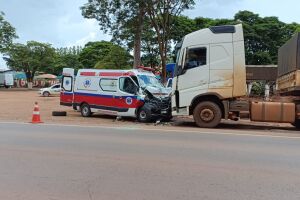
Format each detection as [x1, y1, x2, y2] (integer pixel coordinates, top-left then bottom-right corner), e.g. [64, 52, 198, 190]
[0, 122, 300, 200]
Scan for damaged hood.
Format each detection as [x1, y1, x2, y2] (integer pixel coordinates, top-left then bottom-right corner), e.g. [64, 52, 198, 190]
[144, 86, 171, 97]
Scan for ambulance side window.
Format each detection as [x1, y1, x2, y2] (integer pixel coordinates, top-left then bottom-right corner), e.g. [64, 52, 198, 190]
[119, 77, 138, 94]
[99, 78, 117, 92]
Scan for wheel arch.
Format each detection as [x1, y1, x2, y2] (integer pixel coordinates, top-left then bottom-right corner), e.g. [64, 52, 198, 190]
[190, 93, 224, 117]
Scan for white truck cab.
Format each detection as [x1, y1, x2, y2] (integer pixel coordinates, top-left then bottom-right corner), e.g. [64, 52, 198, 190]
[172, 24, 247, 127]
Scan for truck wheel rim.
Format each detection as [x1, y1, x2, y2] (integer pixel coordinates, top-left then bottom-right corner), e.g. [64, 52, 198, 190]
[140, 111, 147, 119]
[200, 109, 214, 122]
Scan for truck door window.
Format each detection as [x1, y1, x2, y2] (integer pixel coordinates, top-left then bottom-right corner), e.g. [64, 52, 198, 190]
[185, 47, 207, 70]
[119, 77, 138, 94]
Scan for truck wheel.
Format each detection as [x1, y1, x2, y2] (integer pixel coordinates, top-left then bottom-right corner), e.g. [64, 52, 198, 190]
[292, 119, 300, 129]
[137, 106, 152, 123]
[43, 91, 50, 97]
[80, 103, 92, 117]
[193, 101, 222, 128]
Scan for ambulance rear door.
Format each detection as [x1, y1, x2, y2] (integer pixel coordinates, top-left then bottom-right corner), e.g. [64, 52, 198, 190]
[60, 68, 75, 106]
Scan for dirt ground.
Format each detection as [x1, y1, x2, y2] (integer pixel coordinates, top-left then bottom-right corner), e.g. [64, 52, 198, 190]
[0, 88, 297, 132]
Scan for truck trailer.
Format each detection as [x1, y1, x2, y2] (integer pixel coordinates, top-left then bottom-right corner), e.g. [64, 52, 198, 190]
[171, 24, 300, 129]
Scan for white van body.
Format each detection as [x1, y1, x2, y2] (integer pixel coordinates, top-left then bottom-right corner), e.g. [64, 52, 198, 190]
[60, 68, 171, 119]
[0, 71, 14, 88]
[172, 24, 246, 116]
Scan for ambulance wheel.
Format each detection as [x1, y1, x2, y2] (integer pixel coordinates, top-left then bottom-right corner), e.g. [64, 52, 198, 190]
[43, 91, 50, 97]
[137, 106, 152, 123]
[163, 115, 172, 122]
[193, 101, 222, 128]
[81, 103, 92, 117]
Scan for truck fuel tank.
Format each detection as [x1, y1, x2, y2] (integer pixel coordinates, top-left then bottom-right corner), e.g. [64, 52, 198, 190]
[250, 101, 295, 123]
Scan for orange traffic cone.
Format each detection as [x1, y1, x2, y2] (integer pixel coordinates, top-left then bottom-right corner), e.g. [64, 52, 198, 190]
[31, 102, 43, 123]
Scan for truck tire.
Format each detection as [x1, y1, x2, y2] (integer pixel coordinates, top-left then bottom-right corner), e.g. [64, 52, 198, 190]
[193, 101, 222, 128]
[137, 106, 152, 123]
[52, 111, 67, 116]
[80, 103, 92, 117]
[292, 119, 300, 129]
[43, 91, 50, 97]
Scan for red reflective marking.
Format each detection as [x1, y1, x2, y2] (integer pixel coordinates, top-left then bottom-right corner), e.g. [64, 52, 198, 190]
[80, 72, 96, 76]
[99, 72, 124, 77]
[123, 72, 135, 76]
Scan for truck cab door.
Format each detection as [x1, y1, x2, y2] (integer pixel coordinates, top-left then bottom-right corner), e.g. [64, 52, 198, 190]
[176, 45, 209, 107]
[60, 68, 75, 106]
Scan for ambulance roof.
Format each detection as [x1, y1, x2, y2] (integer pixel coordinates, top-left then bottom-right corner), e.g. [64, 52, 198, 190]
[77, 69, 155, 77]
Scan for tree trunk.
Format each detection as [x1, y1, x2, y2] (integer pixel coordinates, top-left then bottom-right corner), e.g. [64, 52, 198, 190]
[133, 4, 145, 68]
[26, 71, 33, 89]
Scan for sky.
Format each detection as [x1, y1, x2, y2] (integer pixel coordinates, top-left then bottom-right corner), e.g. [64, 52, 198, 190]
[0, 0, 299, 68]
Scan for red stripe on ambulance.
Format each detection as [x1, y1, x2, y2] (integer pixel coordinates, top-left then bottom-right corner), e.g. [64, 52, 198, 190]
[80, 72, 96, 76]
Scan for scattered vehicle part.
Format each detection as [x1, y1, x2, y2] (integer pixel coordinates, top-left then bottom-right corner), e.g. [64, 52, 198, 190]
[52, 111, 67, 116]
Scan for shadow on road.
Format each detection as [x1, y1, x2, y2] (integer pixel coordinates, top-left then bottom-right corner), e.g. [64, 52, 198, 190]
[172, 120, 299, 133]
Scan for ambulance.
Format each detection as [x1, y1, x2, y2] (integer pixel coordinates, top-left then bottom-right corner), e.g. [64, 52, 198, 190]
[60, 68, 171, 122]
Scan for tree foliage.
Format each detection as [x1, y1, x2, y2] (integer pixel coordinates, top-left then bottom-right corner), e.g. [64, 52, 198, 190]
[144, 0, 195, 81]
[79, 41, 131, 69]
[0, 12, 17, 53]
[4, 41, 56, 82]
[54, 46, 83, 75]
[81, 0, 145, 68]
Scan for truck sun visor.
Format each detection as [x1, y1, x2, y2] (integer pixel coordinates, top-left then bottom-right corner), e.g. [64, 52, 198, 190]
[209, 25, 236, 34]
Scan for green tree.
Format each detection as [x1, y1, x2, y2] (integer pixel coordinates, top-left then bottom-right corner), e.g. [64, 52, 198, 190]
[81, 0, 145, 68]
[144, 0, 195, 82]
[0, 12, 17, 52]
[170, 16, 198, 43]
[95, 45, 132, 69]
[54, 46, 83, 75]
[234, 11, 300, 65]
[4, 41, 56, 87]
[79, 41, 131, 69]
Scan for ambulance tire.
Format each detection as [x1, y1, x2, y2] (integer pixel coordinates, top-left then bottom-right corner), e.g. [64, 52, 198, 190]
[137, 106, 152, 123]
[52, 111, 67, 116]
[162, 115, 173, 122]
[193, 101, 222, 128]
[80, 103, 92, 117]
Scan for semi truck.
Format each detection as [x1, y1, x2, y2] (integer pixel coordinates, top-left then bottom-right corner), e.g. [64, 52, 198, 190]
[171, 24, 300, 129]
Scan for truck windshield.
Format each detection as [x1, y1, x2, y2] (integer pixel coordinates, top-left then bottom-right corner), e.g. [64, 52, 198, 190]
[137, 75, 164, 88]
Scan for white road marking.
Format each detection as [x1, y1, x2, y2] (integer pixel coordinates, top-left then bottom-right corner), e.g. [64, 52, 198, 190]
[0, 121, 299, 139]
